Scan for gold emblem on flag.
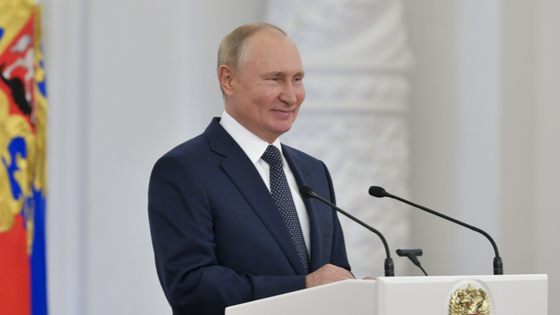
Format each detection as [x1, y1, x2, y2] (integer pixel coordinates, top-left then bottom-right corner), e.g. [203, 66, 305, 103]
[0, 1, 47, 255]
[449, 284, 490, 315]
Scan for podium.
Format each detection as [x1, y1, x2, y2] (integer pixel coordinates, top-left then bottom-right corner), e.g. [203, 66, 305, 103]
[225, 274, 547, 315]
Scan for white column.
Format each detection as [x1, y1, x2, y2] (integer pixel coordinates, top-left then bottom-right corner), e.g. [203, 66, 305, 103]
[407, 1, 560, 311]
[267, 0, 413, 277]
[44, 0, 89, 313]
[44, 0, 267, 313]
[454, 0, 502, 274]
[535, 1, 560, 313]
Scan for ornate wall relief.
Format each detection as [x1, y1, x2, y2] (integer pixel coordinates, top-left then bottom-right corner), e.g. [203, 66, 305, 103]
[268, 0, 413, 277]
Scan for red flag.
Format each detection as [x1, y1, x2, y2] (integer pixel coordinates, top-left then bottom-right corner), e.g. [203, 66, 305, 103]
[0, 1, 48, 314]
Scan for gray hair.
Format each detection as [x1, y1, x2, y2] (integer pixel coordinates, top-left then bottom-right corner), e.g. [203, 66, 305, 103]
[217, 22, 287, 75]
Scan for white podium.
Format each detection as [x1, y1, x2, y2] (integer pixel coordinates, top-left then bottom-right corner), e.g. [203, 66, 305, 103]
[225, 274, 547, 315]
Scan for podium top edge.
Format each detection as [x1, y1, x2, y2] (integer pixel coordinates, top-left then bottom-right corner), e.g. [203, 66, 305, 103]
[377, 274, 548, 283]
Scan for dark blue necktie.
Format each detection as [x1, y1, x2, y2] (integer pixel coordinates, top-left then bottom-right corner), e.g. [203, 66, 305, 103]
[261, 145, 310, 274]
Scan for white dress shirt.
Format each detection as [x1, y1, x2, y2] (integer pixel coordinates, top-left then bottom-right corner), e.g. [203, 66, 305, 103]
[219, 110, 311, 255]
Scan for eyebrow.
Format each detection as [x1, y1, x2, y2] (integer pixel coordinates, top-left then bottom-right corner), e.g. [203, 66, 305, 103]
[267, 71, 305, 77]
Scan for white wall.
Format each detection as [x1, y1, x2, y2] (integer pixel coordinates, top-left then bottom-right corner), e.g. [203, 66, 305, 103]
[45, 0, 265, 314]
[43, 0, 559, 313]
[406, 0, 560, 313]
[535, 0, 560, 310]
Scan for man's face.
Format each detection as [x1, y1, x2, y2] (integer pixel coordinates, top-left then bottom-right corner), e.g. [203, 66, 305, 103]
[225, 31, 305, 143]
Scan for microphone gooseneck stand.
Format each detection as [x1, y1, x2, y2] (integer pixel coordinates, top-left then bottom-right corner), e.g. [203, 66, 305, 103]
[368, 186, 503, 275]
[299, 185, 394, 277]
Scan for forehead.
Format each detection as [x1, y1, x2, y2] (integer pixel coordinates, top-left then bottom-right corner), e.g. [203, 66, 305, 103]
[244, 31, 303, 72]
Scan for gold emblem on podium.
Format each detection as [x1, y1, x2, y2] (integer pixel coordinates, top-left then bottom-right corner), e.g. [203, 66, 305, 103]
[449, 284, 491, 315]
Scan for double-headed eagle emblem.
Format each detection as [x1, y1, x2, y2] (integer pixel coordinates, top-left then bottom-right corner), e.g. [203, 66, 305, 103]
[449, 284, 491, 315]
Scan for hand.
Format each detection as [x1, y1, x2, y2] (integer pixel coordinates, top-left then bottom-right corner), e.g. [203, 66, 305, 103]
[305, 264, 354, 288]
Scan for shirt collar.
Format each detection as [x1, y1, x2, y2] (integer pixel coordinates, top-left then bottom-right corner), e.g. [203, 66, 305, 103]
[220, 110, 282, 164]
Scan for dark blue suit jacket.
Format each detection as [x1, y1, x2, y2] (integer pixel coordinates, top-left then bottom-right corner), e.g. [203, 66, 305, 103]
[148, 118, 350, 315]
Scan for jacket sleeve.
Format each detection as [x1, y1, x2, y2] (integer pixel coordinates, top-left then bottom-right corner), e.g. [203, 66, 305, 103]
[322, 161, 351, 270]
[148, 154, 306, 315]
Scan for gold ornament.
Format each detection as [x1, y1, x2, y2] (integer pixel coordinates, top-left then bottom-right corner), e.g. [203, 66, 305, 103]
[0, 1, 47, 256]
[449, 284, 490, 315]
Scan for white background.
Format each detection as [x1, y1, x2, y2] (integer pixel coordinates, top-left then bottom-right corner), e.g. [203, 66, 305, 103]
[42, 0, 560, 314]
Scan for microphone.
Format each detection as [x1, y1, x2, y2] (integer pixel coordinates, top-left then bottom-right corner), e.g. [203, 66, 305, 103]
[396, 248, 428, 276]
[368, 186, 503, 275]
[299, 185, 394, 277]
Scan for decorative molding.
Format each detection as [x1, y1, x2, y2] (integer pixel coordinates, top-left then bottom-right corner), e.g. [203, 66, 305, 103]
[268, 0, 413, 277]
[284, 113, 411, 277]
[301, 71, 410, 113]
[267, 0, 413, 70]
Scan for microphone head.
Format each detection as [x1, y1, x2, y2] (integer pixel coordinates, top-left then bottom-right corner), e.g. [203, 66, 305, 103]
[368, 186, 387, 198]
[299, 185, 314, 198]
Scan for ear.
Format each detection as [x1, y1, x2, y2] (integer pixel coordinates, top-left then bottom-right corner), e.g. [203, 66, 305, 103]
[218, 65, 235, 97]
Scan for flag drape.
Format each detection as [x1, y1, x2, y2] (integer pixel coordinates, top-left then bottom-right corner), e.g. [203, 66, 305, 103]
[0, 0, 48, 314]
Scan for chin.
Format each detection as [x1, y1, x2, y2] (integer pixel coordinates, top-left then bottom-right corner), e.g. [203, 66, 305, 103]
[272, 123, 294, 135]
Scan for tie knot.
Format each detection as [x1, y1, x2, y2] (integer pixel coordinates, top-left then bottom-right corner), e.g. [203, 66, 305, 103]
[261, 145, 282, 166]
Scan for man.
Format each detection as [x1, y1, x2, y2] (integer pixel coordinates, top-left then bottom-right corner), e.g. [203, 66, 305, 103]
[148, 22, 354, 315]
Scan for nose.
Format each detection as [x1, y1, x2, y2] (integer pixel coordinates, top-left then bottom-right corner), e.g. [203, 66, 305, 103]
[279, 82, 298, 106]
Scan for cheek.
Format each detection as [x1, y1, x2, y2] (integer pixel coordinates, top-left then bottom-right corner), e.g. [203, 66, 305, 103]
[254, 88, 280, 105]
[296, 87, 306, 104]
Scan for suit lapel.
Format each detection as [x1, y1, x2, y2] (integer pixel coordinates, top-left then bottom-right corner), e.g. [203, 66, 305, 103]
[282, 145, 325, 273]
[204, 119, 308, 275]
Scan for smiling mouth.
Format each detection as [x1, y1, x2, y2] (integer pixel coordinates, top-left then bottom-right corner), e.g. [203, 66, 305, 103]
[270, 109, 294, 120]
[271, 109, 293, 115]
[272, 106, 296, 112]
